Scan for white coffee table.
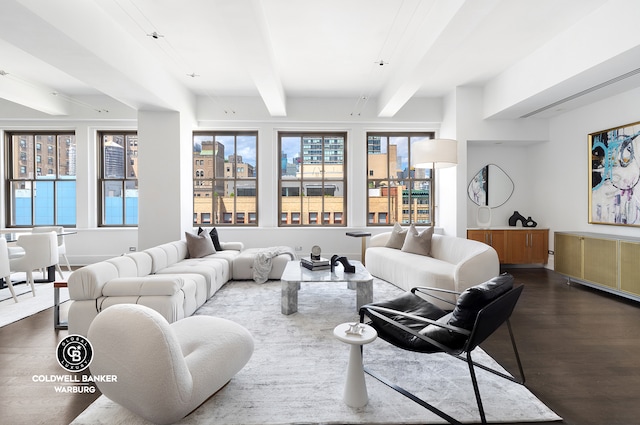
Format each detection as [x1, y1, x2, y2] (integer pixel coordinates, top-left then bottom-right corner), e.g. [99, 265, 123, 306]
[281, 260, 373, 315]
[333, 322, 378, 407]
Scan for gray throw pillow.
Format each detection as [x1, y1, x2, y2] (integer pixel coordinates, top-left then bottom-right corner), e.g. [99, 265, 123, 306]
[197, 227, 223, 251]
[400, 224, 434, 256]
[185, 231, 216, 258]
[385, 222, 408, 249]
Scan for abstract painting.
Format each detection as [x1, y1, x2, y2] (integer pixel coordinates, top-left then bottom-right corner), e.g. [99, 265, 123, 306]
[589, 121, 640, 226]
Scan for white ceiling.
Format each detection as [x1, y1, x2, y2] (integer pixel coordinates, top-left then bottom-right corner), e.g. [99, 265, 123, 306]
[0, 0, 637, 119]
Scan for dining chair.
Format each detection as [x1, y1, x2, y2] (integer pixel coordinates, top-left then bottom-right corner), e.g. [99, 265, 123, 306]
[31, 226, 69, 278]
[0, 239, 17, 302]
[9, 232, 59, 298]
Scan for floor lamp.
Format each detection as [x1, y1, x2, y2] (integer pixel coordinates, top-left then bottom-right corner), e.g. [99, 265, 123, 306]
[411, 139, 458, 225]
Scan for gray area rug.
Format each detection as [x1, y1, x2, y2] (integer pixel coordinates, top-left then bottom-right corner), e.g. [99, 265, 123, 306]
[73, 278, 561, 424]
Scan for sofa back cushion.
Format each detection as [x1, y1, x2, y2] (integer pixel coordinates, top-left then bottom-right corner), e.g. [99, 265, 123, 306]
[128, 252, 153, 276]
[430, 234, 491, 264]
[106, 256, 139, 278]
[145, 241, 189, 273]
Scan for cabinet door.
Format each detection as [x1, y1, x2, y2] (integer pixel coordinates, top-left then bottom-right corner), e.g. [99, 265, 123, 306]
[528, 229, 549, 264]
[506, 229, 548, 264]
[620, 241, 640, 296]
[467, 230, 488, 244]
[506, 230, 529, 264]
[467, 230, 507, 263]
[583, 237, 617, 289]
[554, 233, 582, 278]
[488, 230, 507, 263]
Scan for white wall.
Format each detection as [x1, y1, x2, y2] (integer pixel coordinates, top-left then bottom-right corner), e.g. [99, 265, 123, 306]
[466, 143, 541, 228]
[530, 85, 640, 268]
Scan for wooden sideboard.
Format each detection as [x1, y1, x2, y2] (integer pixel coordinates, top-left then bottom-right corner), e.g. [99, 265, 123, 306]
[554, 231, 640, 301]
[467, 228, 549, 265]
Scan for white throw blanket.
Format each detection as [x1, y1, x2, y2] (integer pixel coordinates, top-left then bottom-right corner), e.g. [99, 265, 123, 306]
[253, 246, 296, 283]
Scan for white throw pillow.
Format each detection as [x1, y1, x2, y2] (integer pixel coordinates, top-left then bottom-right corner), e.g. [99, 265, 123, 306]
[385, 222, 408, 249]
[400, 224, 434, 256]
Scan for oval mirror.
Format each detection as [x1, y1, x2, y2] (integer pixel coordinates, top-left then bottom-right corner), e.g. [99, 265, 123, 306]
[468, 164, 514, 208]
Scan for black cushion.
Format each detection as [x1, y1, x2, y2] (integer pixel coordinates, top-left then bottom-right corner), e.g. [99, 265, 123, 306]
[198, 227, 223, 251]
[449, 273, 514, 330]
[209, 227, 223, 251]
[361, 292, 447, 353]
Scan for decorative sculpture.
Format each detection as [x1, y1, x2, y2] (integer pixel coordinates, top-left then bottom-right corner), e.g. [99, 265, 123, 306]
[508, 211, 526, 226]
[331, 255, 356, 273]
[508, 211, 537, 227]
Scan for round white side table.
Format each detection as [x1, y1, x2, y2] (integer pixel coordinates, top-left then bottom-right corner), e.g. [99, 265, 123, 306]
[333, 322, 378, 408]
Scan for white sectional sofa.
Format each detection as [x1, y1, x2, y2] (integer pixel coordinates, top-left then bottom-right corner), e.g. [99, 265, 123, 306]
[365, 227, 499, 308]
[68, 239, 293, 336]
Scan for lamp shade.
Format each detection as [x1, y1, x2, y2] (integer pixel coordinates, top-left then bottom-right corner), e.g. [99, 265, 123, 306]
[411, 139, 458, 169]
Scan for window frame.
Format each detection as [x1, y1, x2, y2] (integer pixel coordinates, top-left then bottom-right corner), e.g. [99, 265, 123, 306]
[366, 131, 436, 227]
[192, 130, 259, 227]
[5, 131, 77, 228]
[98, 131, 139, 227]
[278, 132, 348, 227]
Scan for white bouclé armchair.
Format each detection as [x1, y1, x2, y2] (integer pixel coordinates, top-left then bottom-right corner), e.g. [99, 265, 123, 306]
[87, 304, 254, 425]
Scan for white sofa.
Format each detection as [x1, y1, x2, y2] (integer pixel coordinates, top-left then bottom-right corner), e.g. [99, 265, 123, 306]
[68, 240, 245, 336]
[365, 231, 499, 307]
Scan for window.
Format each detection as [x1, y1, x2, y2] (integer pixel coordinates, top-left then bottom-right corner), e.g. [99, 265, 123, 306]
[279, 132, 347, 226]
[5, 132, 76, 227]
[193, 131, 258, 226]
[366, 132, 435, 226]
[98, 132, 138, 226]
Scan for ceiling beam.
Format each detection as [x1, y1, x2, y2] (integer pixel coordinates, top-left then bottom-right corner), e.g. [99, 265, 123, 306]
[1, 0, 193, 112]
[215, 0, 287, 117]
[0, 70, 69, 115]
[376, 0, 499, 117]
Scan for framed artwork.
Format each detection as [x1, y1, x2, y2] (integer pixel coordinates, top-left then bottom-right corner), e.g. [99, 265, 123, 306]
[589, 121, 640, 226]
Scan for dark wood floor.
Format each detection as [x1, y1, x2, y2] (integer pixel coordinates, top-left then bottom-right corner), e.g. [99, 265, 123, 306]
[1, 268, 639, 425]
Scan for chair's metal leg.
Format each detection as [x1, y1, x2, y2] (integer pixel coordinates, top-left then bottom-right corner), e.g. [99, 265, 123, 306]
[507, 319, 526, 384]
[466, 351, 487, 425]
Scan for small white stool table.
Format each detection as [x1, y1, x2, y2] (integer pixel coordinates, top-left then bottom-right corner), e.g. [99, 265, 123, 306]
[333, 322, 378, 408]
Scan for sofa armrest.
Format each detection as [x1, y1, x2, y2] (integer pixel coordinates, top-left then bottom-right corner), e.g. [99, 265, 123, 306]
[220, 241, 244, 251]
[102, 276, 184, 297]
[453, 246, 500, 293]
[68, 262, 120, 301]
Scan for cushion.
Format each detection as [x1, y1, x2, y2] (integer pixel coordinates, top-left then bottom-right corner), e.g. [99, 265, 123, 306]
[364, 291, 447, 350]
[448, 273, 514, 330]
[199, 227, 223, 251]
[400, 224, 434, 256]
[185, 231, 216, 258]
[385, 222, 408, 249]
